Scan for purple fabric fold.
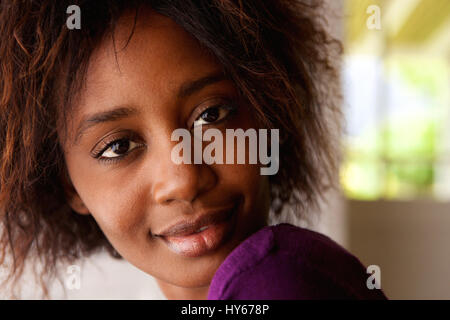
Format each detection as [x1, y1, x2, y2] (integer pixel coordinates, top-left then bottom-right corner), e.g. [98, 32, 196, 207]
[207, 223, 388, 300]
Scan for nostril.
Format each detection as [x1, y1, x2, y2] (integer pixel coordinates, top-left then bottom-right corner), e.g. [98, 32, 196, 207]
[163, 198, 174, 205]
[150, 231, 161, 238]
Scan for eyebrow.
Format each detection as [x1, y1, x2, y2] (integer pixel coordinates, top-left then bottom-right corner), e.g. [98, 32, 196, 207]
[73, 71, 229, 145]
[177, 72, 227, 99]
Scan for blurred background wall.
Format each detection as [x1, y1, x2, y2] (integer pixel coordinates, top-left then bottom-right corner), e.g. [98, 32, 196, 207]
[332, 0, 450, 299]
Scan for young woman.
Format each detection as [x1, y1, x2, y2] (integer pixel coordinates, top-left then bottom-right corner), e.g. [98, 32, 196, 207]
[0, 0, 387, 299]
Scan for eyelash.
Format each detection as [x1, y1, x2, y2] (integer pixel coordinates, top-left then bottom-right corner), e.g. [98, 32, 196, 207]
[93, 101, 238, 165]
[190, 101, 238, 130]
[92, 132, 145, 164]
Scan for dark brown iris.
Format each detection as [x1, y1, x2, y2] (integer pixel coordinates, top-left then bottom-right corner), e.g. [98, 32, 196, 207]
[110, 139, 130, 155]
[201, 107, 219, 123]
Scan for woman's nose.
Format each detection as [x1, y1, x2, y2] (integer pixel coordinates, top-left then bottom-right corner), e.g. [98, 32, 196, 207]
[151, 144, 217, 205]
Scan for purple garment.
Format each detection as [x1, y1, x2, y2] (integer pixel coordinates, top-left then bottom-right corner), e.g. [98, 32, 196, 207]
[207, 223, 388, 300]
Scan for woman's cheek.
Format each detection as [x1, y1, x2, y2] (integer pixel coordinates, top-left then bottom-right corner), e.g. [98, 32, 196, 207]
[214, 161, 270, 218]
[67, 157, 150, 240]
[93, 182, 149, 235]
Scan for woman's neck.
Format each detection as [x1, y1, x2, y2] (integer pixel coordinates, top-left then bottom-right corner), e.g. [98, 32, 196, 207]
[156, 278, 210, 300]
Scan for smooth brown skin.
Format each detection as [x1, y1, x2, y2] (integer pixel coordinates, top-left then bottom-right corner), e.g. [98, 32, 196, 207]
[61, 9, 271, 299]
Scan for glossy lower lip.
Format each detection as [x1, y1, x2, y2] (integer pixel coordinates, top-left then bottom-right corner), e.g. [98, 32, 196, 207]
[159, 203, 238, 258]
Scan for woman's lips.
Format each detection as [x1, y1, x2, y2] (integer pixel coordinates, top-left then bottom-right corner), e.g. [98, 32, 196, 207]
[155, 204, 238, 258]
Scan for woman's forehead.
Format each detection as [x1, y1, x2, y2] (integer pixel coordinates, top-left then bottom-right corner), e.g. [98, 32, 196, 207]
[83, 8, 216, 93]
[64, 8, 224, 143]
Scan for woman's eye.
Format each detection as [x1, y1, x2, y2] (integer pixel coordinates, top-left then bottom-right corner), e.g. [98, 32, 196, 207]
[100, 139, 141, 158]
[192, 104, 236, 128]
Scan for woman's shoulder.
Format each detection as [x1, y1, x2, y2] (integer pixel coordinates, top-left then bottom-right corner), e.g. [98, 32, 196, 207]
[208, 223, 388, 300]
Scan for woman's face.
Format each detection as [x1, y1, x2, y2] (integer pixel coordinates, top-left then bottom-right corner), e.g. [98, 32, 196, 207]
[61, 9, 270, 292]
